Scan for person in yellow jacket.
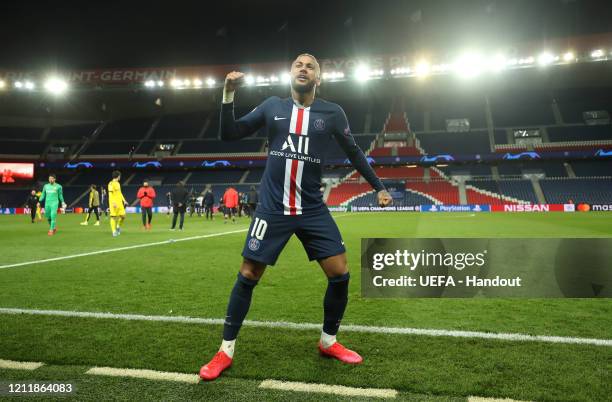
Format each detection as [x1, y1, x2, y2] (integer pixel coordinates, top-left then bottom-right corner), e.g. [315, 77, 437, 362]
[35, 190, 43, 221]
[108, 171, 127, 237]
[81, 184, 101, 226]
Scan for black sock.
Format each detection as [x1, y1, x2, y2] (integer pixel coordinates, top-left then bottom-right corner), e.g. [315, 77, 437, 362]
[223, 272, 258, 340]
[323, 272, 350, 336]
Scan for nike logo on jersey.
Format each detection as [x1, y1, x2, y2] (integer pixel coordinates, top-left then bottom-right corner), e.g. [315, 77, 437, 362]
[274, 116, 287, 120]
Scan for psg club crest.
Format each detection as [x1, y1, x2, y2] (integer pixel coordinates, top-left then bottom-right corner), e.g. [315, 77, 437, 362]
[248, 238, 261, 251]
[314, 118, 325, 131]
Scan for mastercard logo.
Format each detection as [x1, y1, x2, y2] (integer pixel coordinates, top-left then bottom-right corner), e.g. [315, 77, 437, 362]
[577, 203, 590, 212]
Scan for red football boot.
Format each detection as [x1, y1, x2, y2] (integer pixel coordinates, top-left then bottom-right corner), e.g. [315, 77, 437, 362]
[199, 351, 232, 381]
[47, 230, 54, 236]
[318, 341, 363, 364]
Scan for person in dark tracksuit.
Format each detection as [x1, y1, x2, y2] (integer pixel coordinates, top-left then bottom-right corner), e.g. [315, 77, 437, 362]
[246, 186, 258, 218]
[189, 191, 197, 217]
[203, 187, 215, 220]
[25, 190, 39, 223]
[170, 181, 189, 231]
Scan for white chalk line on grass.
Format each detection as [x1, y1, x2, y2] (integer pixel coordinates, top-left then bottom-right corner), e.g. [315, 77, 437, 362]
[1, 307, 610, 347]
[0, 228, 248, 270]
[259, 379, 397, 399]
[86, 366, 200, 384]
[0, 214, 352, 271]
[0, 358, 535, 400]
[0, 359, 44, 370]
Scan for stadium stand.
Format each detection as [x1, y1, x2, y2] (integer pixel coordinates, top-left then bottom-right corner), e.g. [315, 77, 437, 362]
[98, 118, 155, 140]
[150, 112, 207, 139]
[416, 130, 491, 154]
[540, 178, 612, 204]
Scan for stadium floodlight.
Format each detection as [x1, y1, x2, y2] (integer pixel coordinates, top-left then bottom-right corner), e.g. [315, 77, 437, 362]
[562, 51, 575, 62]
[170, 78, 183, 88]
[144, 80, 155, 88]
[505, 58, 518, 67]
[453, 53, 483, 78]
[354, 64, 371, 82]
[193, 78, 203, 88]
[244, 75, 255, 85]
[44, 77, 68, 95]
[0, 80, 5, 89]
[323, 71, 343, 80]
[590, 49, 604, 58]
[414, 60, 431, 77]
[518, 56, 535, 65]
[14, 81, 23, 89]
[370, 69, 384, 77]
[206, 77, 216, 87]
[391, 67, 410, 75]
[488, 54, 507, 72]
[183, 79, 191, 87]
[24, 81, 35, 90]
[280, 72, 291, 84]
[156, 80, 164, 87]
[537, 52, 555, 66]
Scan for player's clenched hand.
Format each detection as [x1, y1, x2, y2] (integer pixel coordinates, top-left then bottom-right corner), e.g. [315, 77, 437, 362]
[377, 190, 393, 207]
[224, 71, 245, 92]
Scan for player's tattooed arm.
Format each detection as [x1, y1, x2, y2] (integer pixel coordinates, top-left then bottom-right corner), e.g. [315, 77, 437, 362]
[219, 71, 267, 141]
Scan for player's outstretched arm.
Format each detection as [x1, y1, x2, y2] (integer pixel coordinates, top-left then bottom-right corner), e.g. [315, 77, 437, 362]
[333, 107, 392, 207]
[219, 71, 267, 141]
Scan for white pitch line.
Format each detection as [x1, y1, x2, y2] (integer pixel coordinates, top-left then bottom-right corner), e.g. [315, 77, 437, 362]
[0, 359, 44, 370]
[468, 397, 528, 402]
[0, 228, 247, 270]
[1, 307, 610, 347]
[86, 366, 199, 384]
[259, 379, 397, 399]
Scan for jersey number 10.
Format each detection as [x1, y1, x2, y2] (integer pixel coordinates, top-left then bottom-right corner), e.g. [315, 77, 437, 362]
[251, 217, 268, 240]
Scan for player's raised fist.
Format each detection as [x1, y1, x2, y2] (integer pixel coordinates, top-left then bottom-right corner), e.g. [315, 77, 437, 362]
[224, 71, 245, 92]
[377, 190, 393, 207]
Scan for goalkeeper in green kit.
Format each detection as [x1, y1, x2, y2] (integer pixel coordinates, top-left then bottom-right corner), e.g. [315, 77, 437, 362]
[38, 173, 67, 236]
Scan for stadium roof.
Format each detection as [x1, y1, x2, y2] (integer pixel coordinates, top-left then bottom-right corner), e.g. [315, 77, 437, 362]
[2, 0, 612, 70]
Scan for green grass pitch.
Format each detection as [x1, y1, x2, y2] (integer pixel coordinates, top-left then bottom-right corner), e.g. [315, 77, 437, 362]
[0, 212, 610, 401]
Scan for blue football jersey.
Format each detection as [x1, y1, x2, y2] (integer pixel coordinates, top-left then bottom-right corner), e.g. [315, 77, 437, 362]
[220, 96, 384, 215]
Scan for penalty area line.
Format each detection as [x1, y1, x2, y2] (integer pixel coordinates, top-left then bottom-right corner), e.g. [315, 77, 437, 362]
[0, 359, 44, 371]
[259, 379, 397, 399]
[0, 307, 610, 347]
[86, 366, 200, 384]
[0, 228, 248, 270]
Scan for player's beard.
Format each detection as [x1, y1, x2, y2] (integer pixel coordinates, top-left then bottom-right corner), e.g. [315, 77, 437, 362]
[291, 78, 316, 94]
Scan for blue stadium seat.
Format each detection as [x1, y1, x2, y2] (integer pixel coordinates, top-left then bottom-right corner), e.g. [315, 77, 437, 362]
[99, 118, 154, 140]
[416, 131, 490, 154]
[0, 126, 44, 140]
[540, 178, 612, 204]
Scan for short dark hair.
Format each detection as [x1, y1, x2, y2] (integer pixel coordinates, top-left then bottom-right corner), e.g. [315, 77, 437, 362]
[112, 170, 121, 179]
[49, 173, 56, 179]
[90, 184, 96, 189]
